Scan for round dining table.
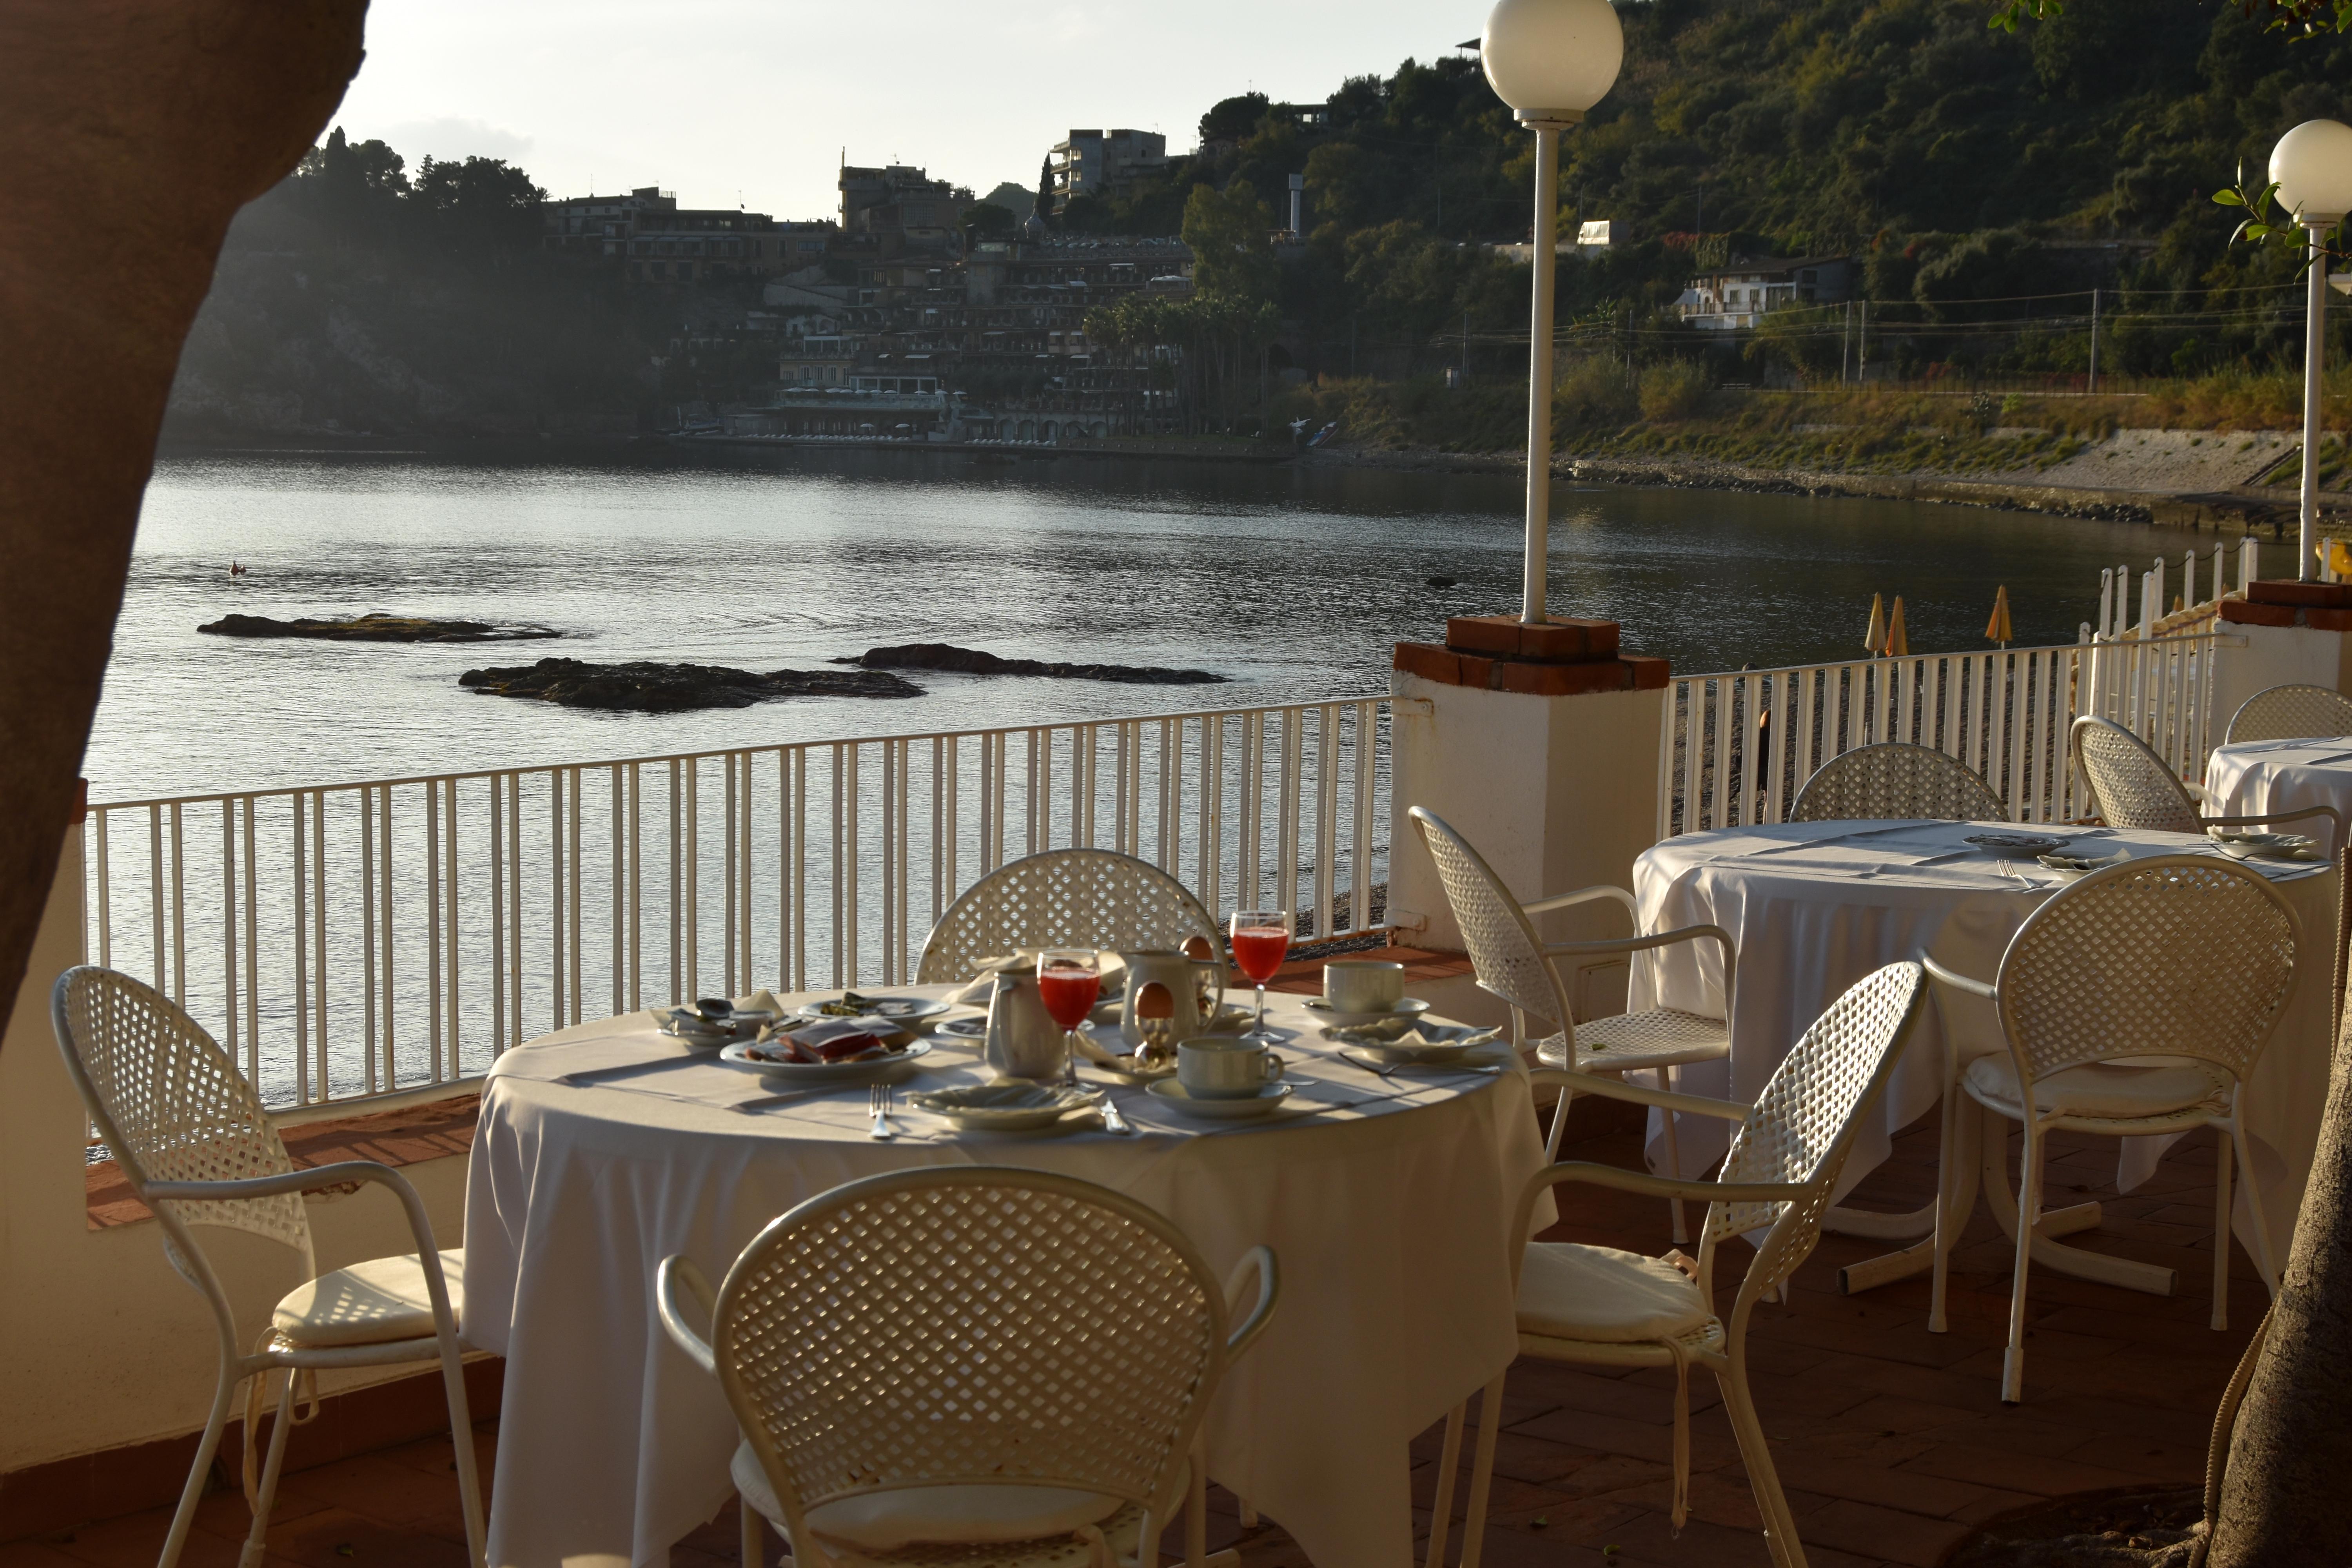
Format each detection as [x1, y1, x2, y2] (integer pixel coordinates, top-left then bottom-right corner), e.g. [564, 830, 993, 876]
[2205, 736, 2352, 857]
[1626, 818, 2339, 1262]
[461, 986, 1549, 1568]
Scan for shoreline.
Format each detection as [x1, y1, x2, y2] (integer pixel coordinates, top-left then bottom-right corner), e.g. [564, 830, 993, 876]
[153, 428, 2343, 534]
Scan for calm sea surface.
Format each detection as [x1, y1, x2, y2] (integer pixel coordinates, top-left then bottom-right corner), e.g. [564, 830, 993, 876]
[94, 445, 2209, 802]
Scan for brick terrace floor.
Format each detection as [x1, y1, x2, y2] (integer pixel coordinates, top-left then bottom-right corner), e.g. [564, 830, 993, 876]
[7, 1112, 2262, 1568]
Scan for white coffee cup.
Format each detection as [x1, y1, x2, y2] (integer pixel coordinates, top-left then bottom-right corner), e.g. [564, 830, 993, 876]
[1323, 959, 1405, 1014]
[1178, 1037, 1285, 1099]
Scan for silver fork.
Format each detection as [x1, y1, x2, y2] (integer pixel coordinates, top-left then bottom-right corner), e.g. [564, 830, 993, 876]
[868, 1083, 898, 1141]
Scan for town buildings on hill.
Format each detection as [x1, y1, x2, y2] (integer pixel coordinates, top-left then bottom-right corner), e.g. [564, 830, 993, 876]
[1046, 129, 1167, 212]
[1675, 254, 1857, 330]
[540, 187, 833, 282]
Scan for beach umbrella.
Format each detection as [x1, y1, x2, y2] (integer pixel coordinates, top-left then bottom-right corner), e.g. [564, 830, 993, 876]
[1985, 585, 2013, 647]
[1864, 593, 1887, 656]
[1885, 596, 1909, 658]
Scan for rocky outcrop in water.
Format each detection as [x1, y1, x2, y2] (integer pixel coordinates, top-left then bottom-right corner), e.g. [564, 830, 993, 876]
[835, 643, 1225, 685]
[458, 658, 923, 712]
[200, 612, 562, 643]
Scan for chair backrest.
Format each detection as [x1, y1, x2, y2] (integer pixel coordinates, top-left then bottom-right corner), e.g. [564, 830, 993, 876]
[2225, 682, 2352, 745]
[915, 849, 1219, 983]
[1702, 962, 1927, 1315]
[1408, 807, 1575, 1031]
[1994, 854, 2297, 1085]
[712, 1167, 1229, 1549]
[1789, 742, 2006, 824]
[2071, 716, 2201, 832]
[51, 967, 313, 1279]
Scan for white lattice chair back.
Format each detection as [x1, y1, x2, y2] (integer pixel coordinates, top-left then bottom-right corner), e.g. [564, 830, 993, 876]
[2071, 717, 2200, 833]
[1790, 743, 2007, 824]
[53, 967, 314, 1279]
[1407, 807, 1571, 1027]
[916, 850, 1218, 984]
[2225, 683, 2352, 745]
[1704, 962, 1927, 1308]
[712, 1167, 1229, 1554]
[1996, 855, 2297, 1084]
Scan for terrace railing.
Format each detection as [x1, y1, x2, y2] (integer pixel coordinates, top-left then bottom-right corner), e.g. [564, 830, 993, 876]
[1661, 629, 2230, 838]
[85, 696, 1391, 1113]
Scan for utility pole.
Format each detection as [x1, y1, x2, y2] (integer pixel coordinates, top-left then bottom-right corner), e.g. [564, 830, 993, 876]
[1858, 298, 1869, 385]
[1462, 308, 1471, 384]
[1842, 299, 1852, 385]
[2088, 287, 2100, 395]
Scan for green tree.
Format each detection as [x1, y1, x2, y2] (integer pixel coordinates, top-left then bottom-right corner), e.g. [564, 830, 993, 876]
[1181, 180, 1277, 301]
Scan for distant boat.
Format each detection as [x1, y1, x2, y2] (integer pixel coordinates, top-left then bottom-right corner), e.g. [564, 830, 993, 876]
[229, 561, 248, 577]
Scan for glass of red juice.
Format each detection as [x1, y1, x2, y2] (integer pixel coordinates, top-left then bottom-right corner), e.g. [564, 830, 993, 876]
[1227, 911, 1290, 1043]
[1036, 949, 1102, 1087]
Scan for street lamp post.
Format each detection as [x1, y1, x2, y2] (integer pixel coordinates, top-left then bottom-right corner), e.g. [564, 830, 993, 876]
[1481, 0, 1623, 624]
[2268, 119, 2352, 582]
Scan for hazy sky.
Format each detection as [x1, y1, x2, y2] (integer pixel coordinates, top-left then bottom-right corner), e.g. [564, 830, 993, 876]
[335, 1, 1486, 221]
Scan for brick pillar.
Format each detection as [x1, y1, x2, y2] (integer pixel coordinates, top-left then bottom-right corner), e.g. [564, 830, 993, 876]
[1387, 617, 1670, 1015]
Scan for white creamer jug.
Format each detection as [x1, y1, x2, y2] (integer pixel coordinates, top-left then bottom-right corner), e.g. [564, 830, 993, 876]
[983, 958, 1068, 1081]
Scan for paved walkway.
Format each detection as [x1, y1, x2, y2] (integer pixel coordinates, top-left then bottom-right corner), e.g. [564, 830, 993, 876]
[4, 1111, 2262, 1568]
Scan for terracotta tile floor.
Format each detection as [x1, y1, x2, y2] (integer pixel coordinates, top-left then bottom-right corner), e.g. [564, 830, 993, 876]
[18, 1112, 2261, 1568]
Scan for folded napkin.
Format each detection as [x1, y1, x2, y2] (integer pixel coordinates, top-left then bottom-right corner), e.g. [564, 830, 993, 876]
[946, 951, 1129, 1007]
[1330, 1019, 1502, 1049]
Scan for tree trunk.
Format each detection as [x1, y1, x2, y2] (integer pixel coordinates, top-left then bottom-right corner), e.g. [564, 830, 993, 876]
[0, 0, 365, 1022]
[2209, 1000, 2352, 1566]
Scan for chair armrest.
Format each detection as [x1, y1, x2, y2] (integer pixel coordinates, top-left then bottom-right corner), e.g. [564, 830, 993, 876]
[2203, 804, 2345, 838]
[1920, 955, 1996, 1000]
[1221, 1245, 1279, 1361]
[151, 1161, 459, 1343]
[655, 1256, 718, 1377]
[1531, 1159, 1811, 1206]
[1529, 1067, 1749, 1122]
[1523, 884, 1637, 922]
[1542, 923, 1737, 1002]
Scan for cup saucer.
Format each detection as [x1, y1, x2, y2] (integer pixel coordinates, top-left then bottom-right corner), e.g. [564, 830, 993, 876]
[1146, 1079, 1294, 1119]
[1301, 996, 1432, 1027]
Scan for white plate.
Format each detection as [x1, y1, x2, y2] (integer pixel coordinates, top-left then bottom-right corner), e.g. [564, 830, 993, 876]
[718, 1038, 929, 1083]
[2207, 829, 2322, 860]
[907, 1080, 1098, 1130]
[652, 1007, 773, 1046]
[1299, 996, 1432, 1027]
[1331, 1028, 1500, 1063]
[795, 994, 953, 1025]
[935, 1016, 988, 1040]
[1964, 833, 2067, 859]
[1145, 1079, 1294, 1119]
[2036, 850, 2130, 877]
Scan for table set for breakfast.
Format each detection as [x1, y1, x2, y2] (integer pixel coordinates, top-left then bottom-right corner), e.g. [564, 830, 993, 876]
[1626, 816, 2339, 1255]
[462, 961, 1549, 1568]
[2206, 736, 2352, 856]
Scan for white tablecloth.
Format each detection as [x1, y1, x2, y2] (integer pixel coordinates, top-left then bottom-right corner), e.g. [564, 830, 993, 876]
[462, 989, 1549, 1568]
[1628, 819, 2337, 1254]
[2207, 737, 2352, 857]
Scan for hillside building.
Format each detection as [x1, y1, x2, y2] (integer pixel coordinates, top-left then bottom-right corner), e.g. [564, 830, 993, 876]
[1676, 254, 1856, 330]
[541, 187, 830, 282]
[1047, 129, 1169, 211]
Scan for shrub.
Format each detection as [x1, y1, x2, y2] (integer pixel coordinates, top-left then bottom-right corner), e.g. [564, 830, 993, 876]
[1638, 360, 1712, 422]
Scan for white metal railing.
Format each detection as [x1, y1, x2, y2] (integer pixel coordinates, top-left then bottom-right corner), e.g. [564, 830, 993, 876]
[1661, 630, 2230, 838]
[86, 696, 1391, 1112]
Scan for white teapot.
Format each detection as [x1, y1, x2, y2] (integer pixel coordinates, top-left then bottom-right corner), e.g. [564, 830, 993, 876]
[1117, 947, 1227, 1052]
[981, 958, 1068, 1081]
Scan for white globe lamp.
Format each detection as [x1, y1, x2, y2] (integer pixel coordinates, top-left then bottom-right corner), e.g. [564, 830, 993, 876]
[1483, 0, 1625, 622]
[1482, 0, 1625, 124]
[2270, 121, 2352, 581]
[2270, 118, 2352, 223]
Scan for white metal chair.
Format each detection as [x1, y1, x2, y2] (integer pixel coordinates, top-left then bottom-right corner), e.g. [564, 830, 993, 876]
[1921, 856, 2298, 1404]
[2071, 715, 2341, 840]
[915, 849, 1220, 983]
[656, 1166, 1279, 1568]
[1427, 962, 1930, 1568]
[1789, 742, 2006, 824]
[1409, 806, 1736, 1244]
[2224, 681, 2352, 744]
[49, 967, 484, 1568]
[1929, 860, 2296, 1410]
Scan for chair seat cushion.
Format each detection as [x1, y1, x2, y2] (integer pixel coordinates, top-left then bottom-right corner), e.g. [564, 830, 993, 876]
[1538, 1009, 1730, 1073]
[272, 1250, 463, 1349]
[731, 1441, 1124, 1552]
[1515, 1242, 1712, 1343]
[1963, 1055, 2228, 1122]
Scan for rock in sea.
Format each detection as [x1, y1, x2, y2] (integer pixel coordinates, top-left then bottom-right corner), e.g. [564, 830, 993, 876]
[834, 643, 1225, 685]
[198, 612, 563, 643]
[457, 657, 924, 713]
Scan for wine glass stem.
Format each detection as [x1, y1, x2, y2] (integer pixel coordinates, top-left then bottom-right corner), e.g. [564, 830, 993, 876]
[1065, 1029, 1079, 1087]
[1255, 982, 1267, 1036]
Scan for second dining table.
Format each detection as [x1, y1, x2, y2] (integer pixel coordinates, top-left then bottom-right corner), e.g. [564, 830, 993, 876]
[1626, 817, 2339, 1259]
[460, 984, 1550, 1568]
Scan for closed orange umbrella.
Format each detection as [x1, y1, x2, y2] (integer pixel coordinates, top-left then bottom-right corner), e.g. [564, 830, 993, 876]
[1985, 585, 2013, 646]
[1864, 593, 1887, 656]
[1885, 596, 1909, 658]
